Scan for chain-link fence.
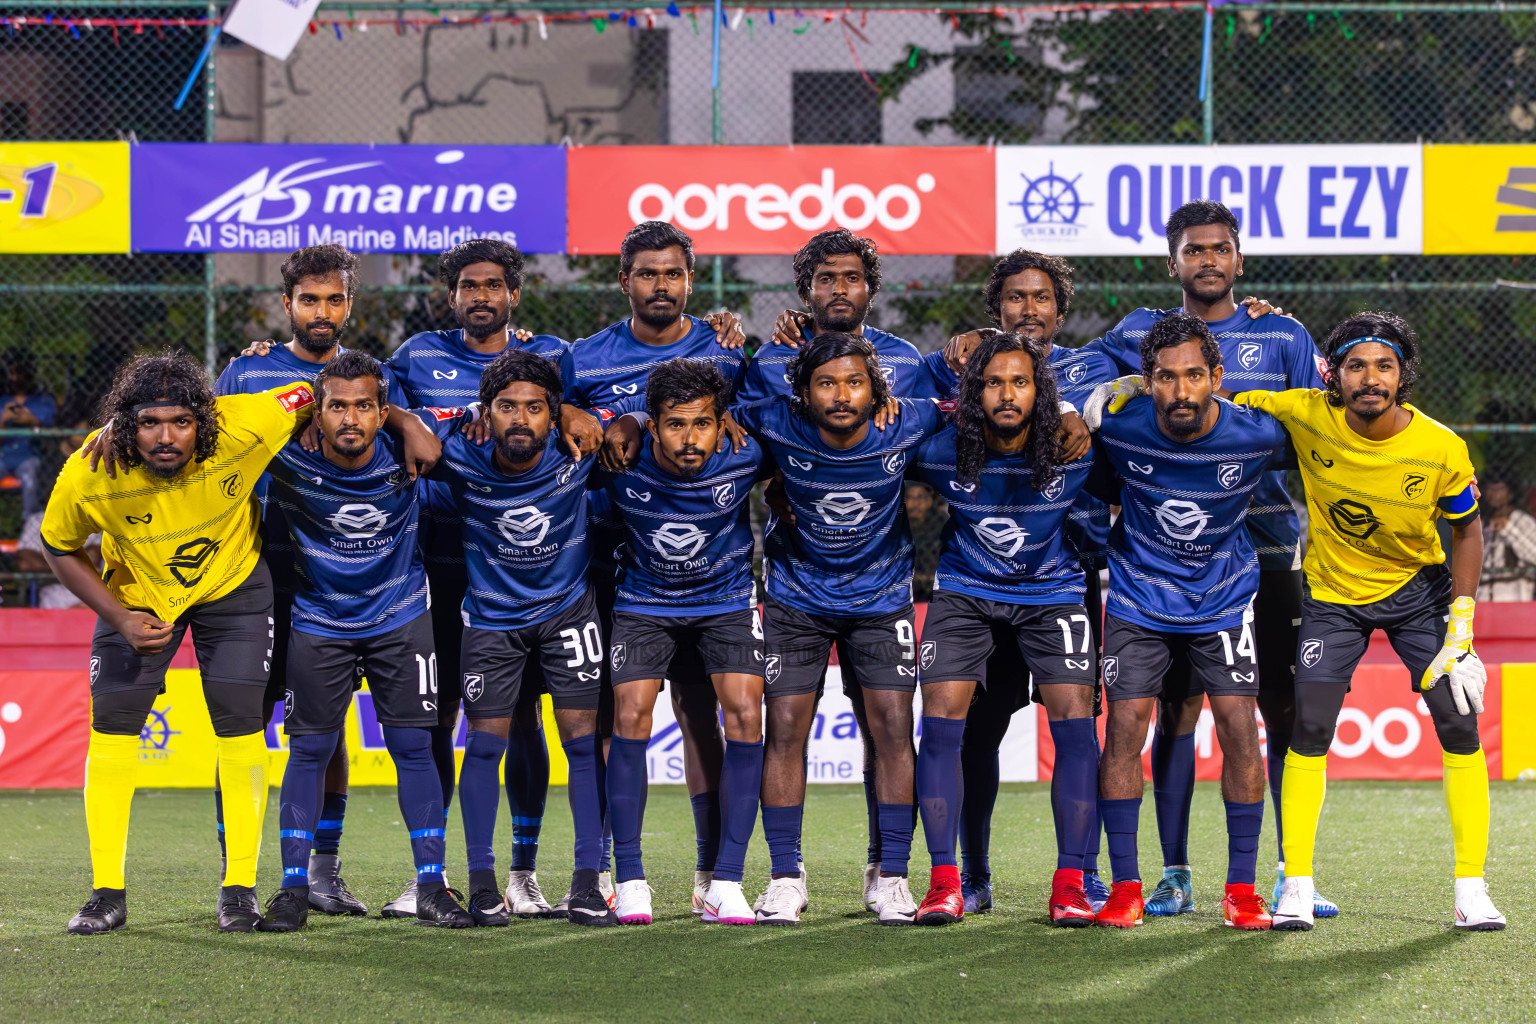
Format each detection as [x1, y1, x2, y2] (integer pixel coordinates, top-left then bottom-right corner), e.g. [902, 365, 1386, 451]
[3, 1, 1536, 603]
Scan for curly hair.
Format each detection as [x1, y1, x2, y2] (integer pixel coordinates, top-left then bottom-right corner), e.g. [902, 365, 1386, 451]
[479, 347, 563, 410]
[280, 244, 359, 299]
[1321, 310, 1420, 409]
[101, 349, 219, 469]
[953, 330, 1064, 492]
[438, 237, 526, 293]
[787, 332, 891, 422]
[646, 357, 733, 422]
[1140, 313, 1222, 377]
[983, 249, 1075, 325]
[793, 229, 882, 303]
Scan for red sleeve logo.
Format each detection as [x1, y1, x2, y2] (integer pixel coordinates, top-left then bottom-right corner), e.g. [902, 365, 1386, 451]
[426, 406, 464, 421]
[937, 399, 958, 414]
[596, 408, 617, 425]
[273, 383, 314, 414]
[1314, 353, 1332, 384]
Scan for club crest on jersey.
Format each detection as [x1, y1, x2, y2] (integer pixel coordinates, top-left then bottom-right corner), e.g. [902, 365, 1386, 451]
[89, 656, 100, 684]
[431, 369, 458, 380]
[1238, 342, 1263, 370]
[284, 689, 295, 717]
[166, 536, 222, 587]
[974, 517, 1030, 558]
[1065, 363, 1087, 384]
[273, 383, 314, 414]
[328, 503, 388, 539]
[652, 522, 710, 562]
[764, 655, 782, 684]
[880, 366, 896, 383]
[557, 462, 577, 486]
[712, 481, 736, 509]
[1300, 638, 1324, 668]
[787, 456, 814, 471]
[1102, 656, 1119, 687]
[1217, 462, 1244, 490]
[463, 674, 484, 702]
[1326, 498, 1381, 541]
[610, 643, 627, 671]
[882, 451, 905, 475]
[813, 491, 874, 527]
[626, 488, 652, 503]
[1402, 473, 1428, 500]
[919, 641, 936, 670]
[219, 472, 243, 499]
[496, 506, 553, 547]
[1153, 499, 1211, 542]
[1042, 475, 1066, 502]
[386, 468, 407, 488]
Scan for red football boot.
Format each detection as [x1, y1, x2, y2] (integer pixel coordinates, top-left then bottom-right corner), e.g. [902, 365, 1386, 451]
[917, 865, 964, 926]
[1094, 880, 1144, 928]
[1048, 868, 1096, 928]
[1222, 883, 1273, 930]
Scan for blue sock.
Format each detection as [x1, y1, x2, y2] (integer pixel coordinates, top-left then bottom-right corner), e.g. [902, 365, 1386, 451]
[606, 735, 649, 883]
[916, 716, 964, 867]
[959, 746, 999, 881]
[715, 741, 762, 883]
[1225, 800, 1264, 886]
[1100, 797, 1142, 884]
[314, 791, 346, 857]
[762, 804, 803, 877]
[279, 732, 338, 889]
[1151, 730, 1196, 867]
[214, 788, 226, 860]
[460, 729, 506, 876]
[429, 724, 457, 814]
[506, 712, 549, 872]
[863, 768, 881, 865]
[563, 734, 606, 875]
[691, 792, 722, 872]
[1084, 732, 1103, 874]
[1049, 718, 1099, 871]
[1268, 744, 1286, 863]
[877, 802, 915, 876]
[383, 725, 446, 888]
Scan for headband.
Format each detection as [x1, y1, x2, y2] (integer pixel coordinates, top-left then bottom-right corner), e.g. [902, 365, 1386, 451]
[1334, 335, 1403, 361]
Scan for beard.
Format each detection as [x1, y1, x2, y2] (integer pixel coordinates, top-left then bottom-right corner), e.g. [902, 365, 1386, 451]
[1158, 399, 1208, 439]
[291, 316, 344, 355]
[329, 429, 370, 458]
[1348, 387, 1393, 422]
[456, 303, 511, 342]
[141, 445, 189, 479]
[812, 295, 869, 334]
[1184, 271, 1234, 306]
[985, 404, 1031, 440]
[671, 446, 707, 479]
[495, 426, 544, 464]
[812, 400, 871, 436]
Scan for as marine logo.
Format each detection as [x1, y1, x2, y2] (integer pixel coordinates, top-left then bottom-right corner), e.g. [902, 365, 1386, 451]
[166, 537, 221, 587]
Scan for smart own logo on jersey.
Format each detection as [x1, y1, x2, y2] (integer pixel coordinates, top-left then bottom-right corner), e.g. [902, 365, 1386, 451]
[1153, 499, 1211, 542]
[495, 506, 553, 547]
[166, 536, 222, 587]
[328, 502, 389, 539]
[651, 522, 710, 562]
[973, 517, 1030, 559]
[1327, 498, 1382, 541]
[813, 491, 874, 527]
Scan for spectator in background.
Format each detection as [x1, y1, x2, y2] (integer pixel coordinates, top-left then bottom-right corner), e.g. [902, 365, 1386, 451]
[1479, 476, 1536, 602]
[905, 482, 946, 601]
[0, 349, 56, 518]
[16, 511, 98, 608]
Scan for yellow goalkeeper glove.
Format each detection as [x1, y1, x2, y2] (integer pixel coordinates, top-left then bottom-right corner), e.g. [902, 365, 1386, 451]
[1082, 375, 1146, 432]
[1419, 596, 1485, 715]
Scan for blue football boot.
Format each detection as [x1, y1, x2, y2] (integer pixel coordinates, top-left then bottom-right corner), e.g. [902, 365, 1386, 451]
[960, 873, 993, 914]
[1143, 867, 1194, 916]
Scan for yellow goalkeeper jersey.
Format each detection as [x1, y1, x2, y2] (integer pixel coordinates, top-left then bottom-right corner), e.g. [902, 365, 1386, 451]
[1234, 388, 1477, 605]
[40, 382, 315, 622]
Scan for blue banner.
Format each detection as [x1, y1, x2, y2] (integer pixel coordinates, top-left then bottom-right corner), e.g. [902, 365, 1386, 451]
[131, 143, 566, 253]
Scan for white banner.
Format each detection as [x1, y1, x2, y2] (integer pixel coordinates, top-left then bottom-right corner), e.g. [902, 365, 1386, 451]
[996, 144, 1423, 256]
[222, 0, 324, 61]
[645, 665, 1038, 785]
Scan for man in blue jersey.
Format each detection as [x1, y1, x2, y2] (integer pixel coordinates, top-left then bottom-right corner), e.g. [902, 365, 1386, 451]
[733, 332, 948, 926]
[420, 348, 615, 926]
[1086, 314, 1287, 931]
[215, 244, 377, 917]
[595, 358, 773, 927]
[256, 352, 472, 931]
[907, 329, 1100, 927]
[1083, 200, 1335, 919]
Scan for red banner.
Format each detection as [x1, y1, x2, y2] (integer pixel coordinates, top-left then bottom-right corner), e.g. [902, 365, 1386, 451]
[0, 670, 89, 788]
[566, 146, 995, 255]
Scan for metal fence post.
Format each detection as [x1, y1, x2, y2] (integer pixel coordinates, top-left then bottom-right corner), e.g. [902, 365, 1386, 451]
[1201, 2, 1214, 145]
[710, 0, 724, 310]
[203, 1, 218, 374]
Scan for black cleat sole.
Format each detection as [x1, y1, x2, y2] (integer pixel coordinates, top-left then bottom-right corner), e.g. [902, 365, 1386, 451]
[66, 919, 126, 936]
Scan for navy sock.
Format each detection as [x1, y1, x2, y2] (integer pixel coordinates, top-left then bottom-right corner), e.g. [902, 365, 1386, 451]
[715, 741, 762, 883]
[863, 767, 881, 865]
[1151, 730, 1196, 867]
[429, 724, 457, 813]
[597, 737, 612, 875]
[1049, 718, 1099, 871]
[690, 792, 722, 872]
[314, 791, 346, 857]
[1225, 800, 1264, 886]
[279, 732, 338, 889]
[916, 716, 964, 867]
[959, 745, 999, 881]
[1268, 744, 1286, 864]
[1100, 797, 1143, 884]
[1084, 804, 1103, 875]
[877, 801, 915, 876]
[563, 734, 606, 875]
[383, 725, 446, 886]
[606, 736, 649, 883]
[505, 712, 549, 872]
[762, 804, 803, 877]
[214, 788, 226, 860]
[460, 729, 506, 876]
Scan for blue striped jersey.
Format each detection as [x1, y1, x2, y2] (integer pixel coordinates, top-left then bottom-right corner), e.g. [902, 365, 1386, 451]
[908, 423, 1091, 605]
[560, 316, 747, 415]
[735, 324, 944, 406]
[1087, 306, 1324, 571]
[264, 435, 428, 639]
[734, 395, 947, 617]
[1091, 395, 1290, 633]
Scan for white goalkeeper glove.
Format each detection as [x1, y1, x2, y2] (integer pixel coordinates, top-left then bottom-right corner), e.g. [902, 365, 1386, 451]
[1419, 596, 1484, 715]
[1082, 375, 1146, 432]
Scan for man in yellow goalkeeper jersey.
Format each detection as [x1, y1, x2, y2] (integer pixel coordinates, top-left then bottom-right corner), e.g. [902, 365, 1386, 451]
[40, 349, 438, 935]
[1231, 310, 1503, 932]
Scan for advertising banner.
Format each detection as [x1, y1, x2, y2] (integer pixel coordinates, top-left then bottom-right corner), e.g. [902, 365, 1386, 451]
[995, 144, 1423, 256]
[1423, 144, 1536, 254]
[0, 142, 130, 253]
[567, 145, 995, 255]
[131, 143, 567, 254]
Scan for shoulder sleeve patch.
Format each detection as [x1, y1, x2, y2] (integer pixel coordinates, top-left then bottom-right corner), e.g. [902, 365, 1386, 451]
[273, 382, 314, 413]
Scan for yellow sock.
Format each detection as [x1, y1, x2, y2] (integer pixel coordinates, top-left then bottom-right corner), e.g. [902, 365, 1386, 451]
[84, 730, 140, 890]
[217, 733, 270, 888]
[1281, 750, 1328, 877]
[1443, 748, 1490, 879]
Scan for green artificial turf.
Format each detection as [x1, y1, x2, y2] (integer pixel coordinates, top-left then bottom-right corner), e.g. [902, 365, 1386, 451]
[2, 782, 1534, 1023]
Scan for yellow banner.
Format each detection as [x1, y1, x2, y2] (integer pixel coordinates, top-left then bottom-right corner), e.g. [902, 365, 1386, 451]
[1424, 144, 1536, 254]
[136, 669, 568, 787]
[0, 142, 130, 253]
